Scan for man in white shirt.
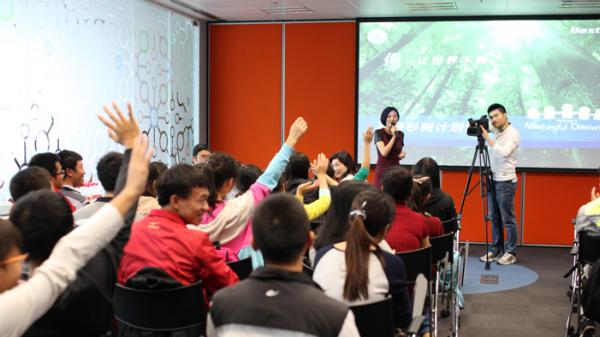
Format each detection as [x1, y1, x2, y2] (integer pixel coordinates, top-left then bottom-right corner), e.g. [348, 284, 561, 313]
[479, 103, 520, 265]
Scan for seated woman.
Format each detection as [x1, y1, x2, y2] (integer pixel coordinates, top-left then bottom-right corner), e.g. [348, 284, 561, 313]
[313, 189, 412, 331]
[409, 175, 444, 238]
[382, 167, 430, 252]
[412, 157, 458, 233]
[320, 127, 374, 186]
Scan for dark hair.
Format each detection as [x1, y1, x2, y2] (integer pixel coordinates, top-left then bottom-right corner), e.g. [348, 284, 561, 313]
[330, 151, 357, 180]
[156, 164, 212, 207]
[9, 167, 51, 201]
[96, 152, 123, 192]
[9, 190, 73, 262]
[487, 103, 506, 115]
[286, 152, 310, 181]
[208, 153, 239, 191]
[380, 106, 399, 126]
[407, 175, 432, 213]
[58, 149, 83, 171]
[192, 144, 211, 157]
[412, 157, 440, 189]
[252, 193, 309, 264]
[194, 162, 217, 208]
[29, 152, 61, 177]
[314, 181, 376, 250]
[344, 190, 395, 301]
[236, 164, 262, 196]
[152, 161, 168, 176]
[382, 167, 413, 203]
[144, 161, 168, 197]
[0, 219, 23, 261]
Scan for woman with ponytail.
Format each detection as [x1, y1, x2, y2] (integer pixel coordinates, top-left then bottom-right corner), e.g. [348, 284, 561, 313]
[313, 190, 412, 330]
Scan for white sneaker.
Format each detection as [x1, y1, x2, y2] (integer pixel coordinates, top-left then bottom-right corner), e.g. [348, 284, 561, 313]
[479, 252, 500, 262]
[497, 252, 517, 265]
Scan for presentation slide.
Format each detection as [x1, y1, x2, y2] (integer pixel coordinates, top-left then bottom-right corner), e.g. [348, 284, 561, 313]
[357, 19, 600, 169]
[0, 0, 199, 201]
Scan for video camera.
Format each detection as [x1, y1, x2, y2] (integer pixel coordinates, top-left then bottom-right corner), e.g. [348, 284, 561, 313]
[466, 115, 490, 137]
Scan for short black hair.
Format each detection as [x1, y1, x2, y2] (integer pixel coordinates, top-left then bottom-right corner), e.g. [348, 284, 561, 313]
[10, 167, 52, 201]
[330, 151, 357, 177]
[236, 164, 262, 195]
[412, 157, 441, 189]
[252, 193, 309, 264]
[208, 153, 239, 190]
[380, 106, 399, 126]
[58, 149, 83, 171]
[29, 152, 61, 177]
[0, 219, 23, 261]
[192, 144, 211, 157]
[487, 103, 506, 115]
[156, 164, 212, 206]
[96, 152, 123, 192]
[10, 190, 73, 262]
[286, 152, 310, 181]
[382, 167, 413, 203]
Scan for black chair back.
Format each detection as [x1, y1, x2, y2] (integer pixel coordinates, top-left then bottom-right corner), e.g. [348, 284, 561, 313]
[350, 297, 394, 337]
[397, 246, 432, 282]
[113, 281, 207, 332]
[430, 232, 454, 264]
[579, 231, 600, 265]
[227, 257, 253, 280]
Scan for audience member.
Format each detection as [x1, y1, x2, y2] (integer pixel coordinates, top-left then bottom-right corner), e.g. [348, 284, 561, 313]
[412, 157, 458, 233]
[295, 153, 331, 221]
[207, 193, 360, 337]
[575, 165, 600, 235]
[28, 152, 75, 211]
[9, 167, 51, 202]
[58, 149, 87, 209]
[319, 127, 374, 187]
[285, 152, 310, 196]
[408, 175, 444, 238]
[313, 189, 412, 330]
[134, 161, 166, 221]
[192, 144, 212, 164]
[382, 167, 429, 252]
[0, 101, 152, 337]
[74, 151, 123, 222]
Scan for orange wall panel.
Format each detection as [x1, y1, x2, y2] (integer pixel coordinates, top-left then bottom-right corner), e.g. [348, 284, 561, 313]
[209, 24, 282, 167]
[522, 172, 597, 245]
[284, 22, 356, 160]
[442, 170, 522, 244]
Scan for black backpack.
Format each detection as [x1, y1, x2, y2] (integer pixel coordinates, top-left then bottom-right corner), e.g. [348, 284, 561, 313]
[583, 257, 600, 321]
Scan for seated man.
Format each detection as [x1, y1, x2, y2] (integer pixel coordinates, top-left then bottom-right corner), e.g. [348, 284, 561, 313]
[208, 193, 359, 337]
[9, 167, 52, 202]
[58, 150, 87, 209]
[575, 165, 600, 235]
[192, 144, 212, 164]
[118, 163, 239, 296]
[28, 152, 75, 212]
[74, 151, 123, 222]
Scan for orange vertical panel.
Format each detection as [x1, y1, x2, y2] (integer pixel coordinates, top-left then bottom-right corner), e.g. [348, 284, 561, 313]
[284, 22, 356, 160]
[442, 170, 522, 244]
[209, 24, 282, 168]
[523, 172, 596, 245]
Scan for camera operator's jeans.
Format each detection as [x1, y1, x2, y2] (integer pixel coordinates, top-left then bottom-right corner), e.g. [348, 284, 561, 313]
[487, 180, 518, 255]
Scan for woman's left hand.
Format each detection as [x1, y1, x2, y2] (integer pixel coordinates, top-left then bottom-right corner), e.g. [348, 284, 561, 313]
[399, 152, 406, 160]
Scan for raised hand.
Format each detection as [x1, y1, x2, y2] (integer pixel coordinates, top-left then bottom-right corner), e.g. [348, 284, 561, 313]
[296, 180, 319, 196]
[315, 153, 329, 175]
[363, 127, 374, 144]
[98, 102, 141, 149]
[285, 117, 308, 148]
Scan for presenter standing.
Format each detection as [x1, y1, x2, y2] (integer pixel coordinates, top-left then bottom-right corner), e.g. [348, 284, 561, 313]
[374, 107, 406, 188]
[479, 103, 521, 265]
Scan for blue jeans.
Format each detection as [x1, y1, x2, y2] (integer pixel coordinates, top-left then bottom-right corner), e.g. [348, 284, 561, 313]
[487, 180, 518, 255]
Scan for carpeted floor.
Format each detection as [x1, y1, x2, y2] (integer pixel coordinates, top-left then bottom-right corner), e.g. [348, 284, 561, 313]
[437, 245, 575, 337]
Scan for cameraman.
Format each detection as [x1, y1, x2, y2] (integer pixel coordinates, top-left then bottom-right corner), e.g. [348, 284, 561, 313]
[479, 103, 521, 265]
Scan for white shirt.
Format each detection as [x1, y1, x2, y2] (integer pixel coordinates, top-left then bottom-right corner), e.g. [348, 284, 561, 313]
[0, 204, 124, 337]
[490, 124, 520, 182]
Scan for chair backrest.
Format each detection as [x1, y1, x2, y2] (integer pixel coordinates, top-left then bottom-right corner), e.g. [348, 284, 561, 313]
[227, 257, 253, 280]
[579, 231, 600, 265]
[350, 297, 394, 337]
[396, 245, 432, 282]
[430, 232, 454, 264]
[113, 281, 207, 331]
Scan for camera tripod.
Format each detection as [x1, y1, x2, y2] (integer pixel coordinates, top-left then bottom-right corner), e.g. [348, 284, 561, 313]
[457, 135, 502, 270]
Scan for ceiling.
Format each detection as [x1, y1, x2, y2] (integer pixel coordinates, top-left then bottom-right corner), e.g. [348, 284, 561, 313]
[170, 0, 600, 21]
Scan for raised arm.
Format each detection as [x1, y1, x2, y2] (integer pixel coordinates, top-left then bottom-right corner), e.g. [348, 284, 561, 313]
[354, 127, 373, 181]
[299, 154, 331, 220]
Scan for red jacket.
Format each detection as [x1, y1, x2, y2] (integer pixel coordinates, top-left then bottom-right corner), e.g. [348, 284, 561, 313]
[385, 202, 428, 253]
[118, 209, 238, 296]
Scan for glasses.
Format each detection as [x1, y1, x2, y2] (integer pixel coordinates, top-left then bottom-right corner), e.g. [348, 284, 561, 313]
[55, 170, 65, 177]
[0, 253, 28, 266]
